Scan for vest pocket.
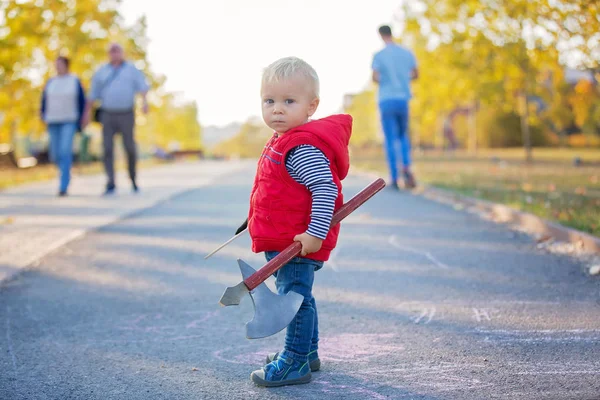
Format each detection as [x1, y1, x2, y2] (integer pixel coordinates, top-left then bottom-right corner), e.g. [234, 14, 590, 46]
[267, 210, 308, 237]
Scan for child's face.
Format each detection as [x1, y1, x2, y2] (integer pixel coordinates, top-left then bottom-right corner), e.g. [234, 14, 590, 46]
[261, 75, 319, 134]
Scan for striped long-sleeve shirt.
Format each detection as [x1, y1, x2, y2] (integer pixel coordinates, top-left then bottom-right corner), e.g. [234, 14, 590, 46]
[285, 145, 338, 240]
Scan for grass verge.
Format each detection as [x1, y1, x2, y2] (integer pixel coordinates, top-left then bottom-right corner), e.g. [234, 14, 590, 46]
[353, 148, 600, 237]
[0, 158, 169, 191]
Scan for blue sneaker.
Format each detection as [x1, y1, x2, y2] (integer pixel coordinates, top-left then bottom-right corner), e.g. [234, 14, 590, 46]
[265, 350, 321, 372]
[251, 354, 311, 387]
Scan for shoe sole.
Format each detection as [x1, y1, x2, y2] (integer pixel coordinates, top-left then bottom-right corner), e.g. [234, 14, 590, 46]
[403, 177, 417, 189]
[265, 354, 320, 372]
[251, 371, 311, 387]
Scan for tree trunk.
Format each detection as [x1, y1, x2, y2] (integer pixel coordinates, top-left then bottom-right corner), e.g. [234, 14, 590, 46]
[520, 92, 532, 162]
[414, 122, 421, 151]
[436, 115, 444, 151]
[468, 101, 477, 154]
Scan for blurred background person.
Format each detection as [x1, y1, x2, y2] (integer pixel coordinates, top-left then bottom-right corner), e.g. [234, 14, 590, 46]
[83, 42, 149, 195]
[372, 24, 419, 189]
[40, 56, 86, 197]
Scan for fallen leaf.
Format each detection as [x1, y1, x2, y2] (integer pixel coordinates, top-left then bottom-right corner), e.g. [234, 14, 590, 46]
[536, 235, 552, 243]
[191, 367, 199, 371]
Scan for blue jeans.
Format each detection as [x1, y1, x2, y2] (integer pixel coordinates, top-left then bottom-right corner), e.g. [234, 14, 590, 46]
[265, 251, 323, 363]
[379, 98, 411, 183]
[48, 122, 77, 192]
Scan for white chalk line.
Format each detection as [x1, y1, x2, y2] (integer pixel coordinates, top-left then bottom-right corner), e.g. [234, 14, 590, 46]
[413, 310, 428, 324]
[505, 361, 600, 375]
[413, 307, 436, 324]
[6, 306, 17, 374]
[388, 235, 449, 269]
[472, 308, 492, 322]
[516, 370, 600, 375]
[496, 337, 600, 343]
[328, 246, 341, 271]
[476, 328, 600, 334]
[360, 363, 493, 392]
[476, 327, 600, 343]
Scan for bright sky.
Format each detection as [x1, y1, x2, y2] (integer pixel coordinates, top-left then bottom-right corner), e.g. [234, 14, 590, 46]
[120, 0, 402, 127]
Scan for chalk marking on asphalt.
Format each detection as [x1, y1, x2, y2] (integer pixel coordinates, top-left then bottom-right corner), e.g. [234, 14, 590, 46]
[472, 308, 491, 322]
[475, 328, 600, 343]
[413, 310, 428, 324]
[315, 380, 388, 400]
[384, 364, 485, 373]
[476, 328, 600, 334]
[412, 307, 436, 324]
[516, 370, 600, 375]
[388, 235, 449, 269]
[5, 306, 17, 374]
[493, 336, 600, 343]
[485, 362, 600, 377]
[426, 307, 436, 323]
[212, 347, 268, 365]
[115, 311, 220, 334]
[328, 246, 341, 271]
[361, 364, 493, 392]
[185, 310, 220, 329]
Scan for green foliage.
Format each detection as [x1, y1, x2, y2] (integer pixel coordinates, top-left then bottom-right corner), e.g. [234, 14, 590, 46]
[345, 0, 600, 156]
[212, 118, 272, 158]
[343, 90, 381, 148]
[0, 0, 201, 152]
[137, 94, 202, 152]
[354, 148, 600, 236]
[477, 110, 546, 148]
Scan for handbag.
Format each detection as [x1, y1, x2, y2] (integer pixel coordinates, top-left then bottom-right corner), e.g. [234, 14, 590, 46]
[93, 107, 103, 123]
[92, 63, 125, 123]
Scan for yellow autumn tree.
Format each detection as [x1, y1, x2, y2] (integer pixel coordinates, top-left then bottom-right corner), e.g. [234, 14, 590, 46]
[344, 0, 600, 155]
[0, 0, 202, 159]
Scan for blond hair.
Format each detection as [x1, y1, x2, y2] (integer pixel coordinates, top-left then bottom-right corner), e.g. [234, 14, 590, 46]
[262, 56, 320, 98]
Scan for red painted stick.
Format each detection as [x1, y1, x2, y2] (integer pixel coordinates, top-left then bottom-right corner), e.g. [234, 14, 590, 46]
[243, 178, 386, 291]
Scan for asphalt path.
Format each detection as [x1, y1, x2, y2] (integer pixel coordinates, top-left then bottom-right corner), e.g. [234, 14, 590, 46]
[1, 164, 599, 399]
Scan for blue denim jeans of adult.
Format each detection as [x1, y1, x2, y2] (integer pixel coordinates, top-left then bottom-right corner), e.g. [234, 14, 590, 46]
[265, 251, 323, 364]
[379, 98, 411, 183]
[48, 122, 77, 193]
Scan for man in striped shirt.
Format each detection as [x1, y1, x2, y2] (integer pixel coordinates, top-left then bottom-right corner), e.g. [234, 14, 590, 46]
[242, 57, 352, 388]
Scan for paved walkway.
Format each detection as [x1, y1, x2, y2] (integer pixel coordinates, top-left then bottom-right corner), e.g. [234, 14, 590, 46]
[0, 160, 248, 283]
[1, 163, 599, 399]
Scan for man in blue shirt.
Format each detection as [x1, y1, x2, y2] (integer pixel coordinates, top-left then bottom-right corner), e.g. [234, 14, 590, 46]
[372, 25, 418, 189]
[82, 43, 149, 195]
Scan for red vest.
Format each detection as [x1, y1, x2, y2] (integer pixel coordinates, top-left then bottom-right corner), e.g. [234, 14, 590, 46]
[248, 114, 352, 261]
